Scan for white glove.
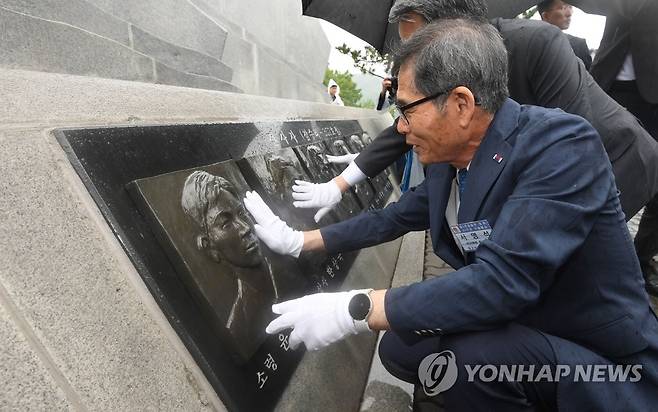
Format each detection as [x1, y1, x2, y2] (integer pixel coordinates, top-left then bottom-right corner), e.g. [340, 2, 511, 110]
[291, 179, 342, 222]
[243, 191, 304, 258]
[265, 289, 372, 351]
[326, 153, 359, 164]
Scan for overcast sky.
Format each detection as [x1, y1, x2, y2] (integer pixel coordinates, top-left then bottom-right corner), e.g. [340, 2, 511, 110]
[321, 6, 607, 75]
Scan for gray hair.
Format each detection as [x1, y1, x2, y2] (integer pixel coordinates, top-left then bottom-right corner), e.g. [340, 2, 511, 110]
[393, 19, 508, 113]
[388, 0, 488, 23]
[181, 170, 238, 232]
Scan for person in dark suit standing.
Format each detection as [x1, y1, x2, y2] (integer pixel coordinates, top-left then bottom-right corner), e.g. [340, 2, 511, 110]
[569, 0, 658, 295]
[537, 0, 592, 69]
[246, 19, 658, 409]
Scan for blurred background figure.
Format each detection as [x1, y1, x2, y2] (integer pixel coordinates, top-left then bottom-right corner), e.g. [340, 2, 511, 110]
[376, 76, 396, 111]
[327, 78, 344, 106]
[538, 0, 591, 69]
[586, 0, 658, 296]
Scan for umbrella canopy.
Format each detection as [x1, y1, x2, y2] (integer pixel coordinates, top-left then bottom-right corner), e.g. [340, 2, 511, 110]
[302, 0, 539, 55]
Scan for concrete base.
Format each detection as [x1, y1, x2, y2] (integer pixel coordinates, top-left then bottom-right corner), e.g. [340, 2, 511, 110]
[0, 68, 393, 410]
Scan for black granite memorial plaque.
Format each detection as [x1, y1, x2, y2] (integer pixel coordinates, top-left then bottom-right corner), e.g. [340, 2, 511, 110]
[346, 133, 394, 210]
[236, 149, 355, 297]
[127, 161, 308, 364]
[323, 138, 376, 208]
[55, 119, 393, 412]
[237, 148, 332, 229]
[293, 142, 363, 220]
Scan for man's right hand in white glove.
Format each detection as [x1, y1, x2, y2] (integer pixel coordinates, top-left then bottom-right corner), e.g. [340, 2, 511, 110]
[326, 153, 359, 164]
[243, 191, 304, 258]
[265, 289, 373, 351]
[292, 179, 342, 222]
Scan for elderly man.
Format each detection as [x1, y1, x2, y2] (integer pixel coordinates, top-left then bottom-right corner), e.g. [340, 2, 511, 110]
[246, 19, 658, 410]
[291, 0, 658, 296]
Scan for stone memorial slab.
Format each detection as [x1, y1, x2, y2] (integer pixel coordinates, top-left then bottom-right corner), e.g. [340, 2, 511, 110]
[323, 137, 376, 208]
[293, 142, 363, 220]
[237, 148, 331, 229]
[127, 161, 308, 364]
[55, 118, 398, 411]
[346, 132, 394, 209]
[236, 149, 353, 297]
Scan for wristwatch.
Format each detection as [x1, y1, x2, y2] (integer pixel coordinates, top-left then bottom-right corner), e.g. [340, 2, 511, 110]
[348, 289, 374, 331]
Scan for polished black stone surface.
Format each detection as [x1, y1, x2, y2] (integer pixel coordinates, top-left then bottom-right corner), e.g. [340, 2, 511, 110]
[323, 137, 377, 208]
[55, 120, 393, 411]
[293, 142, 363, 220]
[345, 132, 394, 210]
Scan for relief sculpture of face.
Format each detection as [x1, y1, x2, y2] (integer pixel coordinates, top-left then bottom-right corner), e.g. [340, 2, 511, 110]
[306, 145, 332, 176]
[349, 134, 366, 152]
[182, 171, 263, 269]
[265, 154, 300, 202]
[333, 139, 352, 155]
[204, 189, 262, 268]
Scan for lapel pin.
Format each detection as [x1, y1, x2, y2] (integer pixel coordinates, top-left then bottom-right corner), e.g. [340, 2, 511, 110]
[492, 153, 503, 163]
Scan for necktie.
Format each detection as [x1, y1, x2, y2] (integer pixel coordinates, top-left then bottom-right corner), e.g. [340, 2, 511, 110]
[458, 168, 468, 197]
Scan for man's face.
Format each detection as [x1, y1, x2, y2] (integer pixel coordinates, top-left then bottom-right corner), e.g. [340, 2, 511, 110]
[266, 156, 299, 200]
[334, 140, 351, 155]
[398, 11, 427, 40]
[349, 135, 366, 151]
[541, 1, 573, 30]
[204, 188, 262, 268]
[329, 85, 338, 96]
[307, 146, 331, 173]
[395, 65, 467, 165]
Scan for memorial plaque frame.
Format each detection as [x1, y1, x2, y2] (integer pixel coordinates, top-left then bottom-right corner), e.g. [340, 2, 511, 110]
[55, 120, 393, 411]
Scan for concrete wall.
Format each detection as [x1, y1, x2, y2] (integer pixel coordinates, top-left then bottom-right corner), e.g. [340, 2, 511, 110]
[0, 0, 330, 102]
[0, 67, 393, 410]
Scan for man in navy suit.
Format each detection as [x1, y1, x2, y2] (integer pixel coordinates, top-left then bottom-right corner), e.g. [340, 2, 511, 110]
[290, 0, 658, 269]
[245, 19, 658, 409]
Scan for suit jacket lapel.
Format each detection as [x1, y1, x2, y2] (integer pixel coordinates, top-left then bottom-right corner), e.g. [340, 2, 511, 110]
[458, 100, 518, 223]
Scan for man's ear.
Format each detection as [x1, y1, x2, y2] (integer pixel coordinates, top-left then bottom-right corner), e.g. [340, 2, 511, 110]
[452, 86, 477, 128]
[195, 234, 209, 251]
[197, 234, 223, 263]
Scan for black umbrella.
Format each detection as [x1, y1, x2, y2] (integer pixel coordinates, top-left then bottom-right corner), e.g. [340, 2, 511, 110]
[302, 0, 539, 55]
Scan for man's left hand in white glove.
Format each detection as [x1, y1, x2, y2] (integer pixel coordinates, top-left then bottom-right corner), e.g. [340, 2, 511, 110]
[243, 191, 304, 257]
[266, 289, 388, 351]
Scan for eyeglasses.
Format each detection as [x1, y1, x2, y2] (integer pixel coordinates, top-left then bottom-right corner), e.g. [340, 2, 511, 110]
[395, 87, 481, 125]
[395, 88, 452, 125]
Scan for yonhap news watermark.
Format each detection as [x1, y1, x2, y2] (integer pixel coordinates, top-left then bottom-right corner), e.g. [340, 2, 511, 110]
[418, 350, 643, 396]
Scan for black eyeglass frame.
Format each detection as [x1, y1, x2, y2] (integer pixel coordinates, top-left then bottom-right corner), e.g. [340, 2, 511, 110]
[395, 86, 480, 124]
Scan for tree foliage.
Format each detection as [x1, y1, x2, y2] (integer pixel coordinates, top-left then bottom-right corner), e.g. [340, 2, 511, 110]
[335, 44, 393, 78]
[323, 68, 366, 107]
[521, 6, 538, 19]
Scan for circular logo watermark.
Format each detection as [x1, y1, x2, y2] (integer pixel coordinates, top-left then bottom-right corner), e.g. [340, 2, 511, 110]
[418, 350, 458, 396]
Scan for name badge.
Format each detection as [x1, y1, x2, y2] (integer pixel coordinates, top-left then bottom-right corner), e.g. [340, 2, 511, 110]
[450, 220, 492, 252]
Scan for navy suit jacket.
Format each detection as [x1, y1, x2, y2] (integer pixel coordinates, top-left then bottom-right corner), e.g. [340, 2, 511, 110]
[323, 100, 658, 385]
